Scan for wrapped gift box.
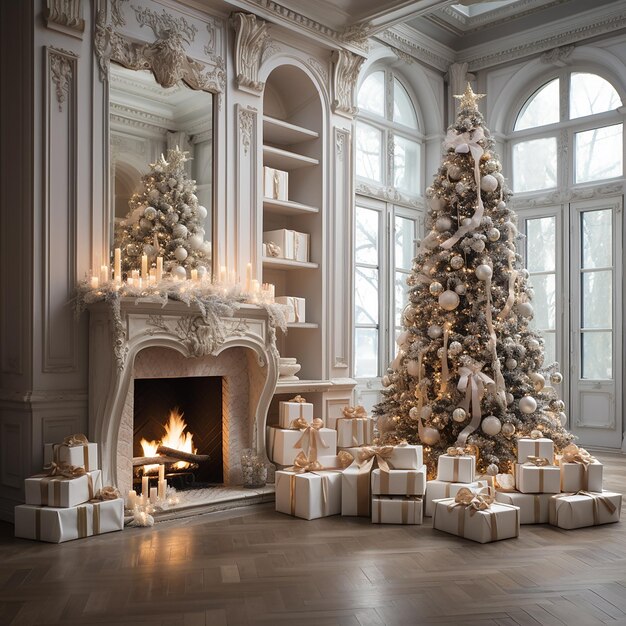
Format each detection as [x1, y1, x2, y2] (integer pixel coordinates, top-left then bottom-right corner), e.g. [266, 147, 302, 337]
[424, 479, 488, 517]
[275, 470, 342, 520]
[437, 454, 475, 483]
[341, 463, 372, 517]
[517, 437, 554, 464]
[263, 166, 288, 201]
[549, 491, 621, 529]
[372, 496, 423, 525]
[433, 499, 520, 544]
[267, 426, 336, 466]
[495, 491, 553, 524]
[371, 467, 426, 496]
[44, 441, 99, 472]
[335, 417, 374, 448]
[560, 460, 603, 493]
[275, 296, 306, 324]
[25, 469, 102, 508]
[263, 229, 310, 262]
[514, 463, 560, 494]
[316, 452, 354, 470]
[278, 396, 313, 429]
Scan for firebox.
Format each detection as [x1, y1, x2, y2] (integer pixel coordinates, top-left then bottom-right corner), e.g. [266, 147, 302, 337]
[133, 376, 223, 488]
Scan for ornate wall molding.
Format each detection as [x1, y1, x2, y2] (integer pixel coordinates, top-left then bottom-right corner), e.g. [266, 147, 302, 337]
[541, 44, 575, 66]
[44, 0, 85, 38]
[331, 50, 366, 118]
[306, 57, 329, 84]
[232, 12, 270, 95]
[50, 49, 74, 112]
[239, 107, 255, 156]
[355, 182, 424, 210]
[511, 182, 624, 210]
[377, 28, 454, 73]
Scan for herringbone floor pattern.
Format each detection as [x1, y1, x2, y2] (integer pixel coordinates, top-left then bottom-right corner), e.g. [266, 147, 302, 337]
[1, 452, 626, 626]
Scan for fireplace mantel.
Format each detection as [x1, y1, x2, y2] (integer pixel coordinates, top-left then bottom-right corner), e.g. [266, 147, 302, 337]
[88, 298, 279, 492]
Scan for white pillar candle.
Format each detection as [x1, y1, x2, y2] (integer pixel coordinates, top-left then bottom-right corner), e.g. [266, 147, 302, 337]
[156, 256, 163, 282]
[127, 490, 138, 509]
[100, 265, 109, 283]
[141, 254, 148, 279]
[90, 275, 99, 289]
[158, 465, 165, 482]
[141, 475, 149, 498]
[149, 268, 156, 284]
[246, 262, 252, 292]
[150, 486, 158, 503]
[158, 479, 166, 500]
[191, 269, 198, 282]
[220, 265, 227, 283]
[114, 248, 121, 283]
[251, 279, 260, 293]
[127, 277, 134, 286]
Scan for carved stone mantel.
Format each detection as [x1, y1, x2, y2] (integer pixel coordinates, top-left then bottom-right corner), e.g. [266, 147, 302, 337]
[88, 299, 279, 493]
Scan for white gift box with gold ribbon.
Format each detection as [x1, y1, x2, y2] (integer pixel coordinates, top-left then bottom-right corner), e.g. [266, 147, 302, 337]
[371, 466, 427, 496]
[43, 435, 98, 471]
[425, 479, 488, 517]
[514, 462, 560, 494]
[549, 491, 621, 529]
[437, 454, 475, 483]
[371, 496, 423, 525]
[263, 229, 309, 262]
[336, 417, 374, 448]
[433, 492, 520, 544]
[263, 166, 288, 200]
[275, 470, 342, 520]
[266, 425, 337, 466]
[275, 297, 306, 324]
[341, 462, 372, 517]
[517, 437, 554, 464]
[277, 395, 313, 429]
[25, 469, 102, 508]
[14, 498, 124, 543]
[560, 460, 603, 493]
[495, 491, 553, 524]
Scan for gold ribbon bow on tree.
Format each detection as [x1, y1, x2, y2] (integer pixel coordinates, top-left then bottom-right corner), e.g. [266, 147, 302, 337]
[286, 451, 324, 474]
[294, 418, 328, 461]
[524, 456, 551, 467]
[342, 405, 367, 419]
[357, 445, 394, 474]
[455, 362, 494, 447]
[561, 443, 595, 466]
[63, 433, 89, 447]
[446, 446, 468, 457]
[440, 127, 485, 250]
[43, 461, 86, 479]
[93, 485, 121, 501]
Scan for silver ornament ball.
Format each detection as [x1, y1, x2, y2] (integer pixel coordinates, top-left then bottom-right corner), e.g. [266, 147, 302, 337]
[455, 283, 467, 295]
[452, 407, 467, 423]
[428, 325, 443, 339]
[475, 264, 492, 281]
[421, 406, 433, 420]
[550, 372, 563, 385]
[517, 302, 534, 318]
[486, 463, 500, 476]
[530, 373, 545, 392]
[481, 415, 502, 436]
[519, 396, 537, 414]
[171, 265, 187, 280]
[439, 290, 460, 311]
[487, 228, 501, 242]
[421, 427, 440, 445]
[429, 281, 444, 296]
[449, 341, 462, 356]
[409, 407, 419, 419]
[505, 358, 518, 370]
[450, 255, 464, 270]
[143, 206, 157, 220]
[174, 246, 188, 262]
[502, 422, 516, 437]
[436, 216, 453, 232]
[481, 174, 498, 192]
[172, 224, 188, 239]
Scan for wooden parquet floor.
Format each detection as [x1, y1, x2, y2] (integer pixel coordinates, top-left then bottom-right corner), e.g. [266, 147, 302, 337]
[2, 452, 626, 626]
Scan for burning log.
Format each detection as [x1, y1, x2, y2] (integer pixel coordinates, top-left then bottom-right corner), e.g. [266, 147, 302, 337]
[132, 455, 180, 467]
[156, 445, 210, 464]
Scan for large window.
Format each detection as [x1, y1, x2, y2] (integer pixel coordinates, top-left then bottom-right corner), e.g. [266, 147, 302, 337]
[354, 68, 423, 380]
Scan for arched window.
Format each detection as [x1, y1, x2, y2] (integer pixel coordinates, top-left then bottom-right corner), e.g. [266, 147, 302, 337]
[353, 67, 424, 384]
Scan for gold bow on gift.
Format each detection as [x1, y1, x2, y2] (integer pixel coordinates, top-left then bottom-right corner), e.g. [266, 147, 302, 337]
[529, 430, 543, 440]
[63, 433, 89, 447]
[446, 446, 467, 457]
[294, 418, 328, 461]
[43, 461, 86, 479]
[524, 456, 551, 467]
[450, 487, 494, 514]
[495, 473, 516, 492]
[93, 485, 121, 501]
[289, 395, 307, 404]
[286, 451, 323, 474]
[561, 443, 595, 466]
[357, 445, 394, 473]
[342, 405, 367, 419]
[290, 416, 312, 430]
[266, 241, 281, 258]
[337, 450, 354, 469]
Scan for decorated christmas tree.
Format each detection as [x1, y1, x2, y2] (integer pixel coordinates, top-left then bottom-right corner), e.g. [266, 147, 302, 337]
[115, 146, 211, 279]
[374, 84, 573, 474]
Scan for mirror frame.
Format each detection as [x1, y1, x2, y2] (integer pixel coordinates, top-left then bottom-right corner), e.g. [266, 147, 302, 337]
[94, 0, 225, 272]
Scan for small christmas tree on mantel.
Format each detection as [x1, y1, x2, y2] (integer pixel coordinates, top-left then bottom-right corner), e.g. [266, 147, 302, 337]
[373, 84, 573, 474]
[114, 146, 212, 280]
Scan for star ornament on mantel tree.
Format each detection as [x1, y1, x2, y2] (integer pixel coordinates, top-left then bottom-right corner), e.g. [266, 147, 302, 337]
[453, 83, 486, 111]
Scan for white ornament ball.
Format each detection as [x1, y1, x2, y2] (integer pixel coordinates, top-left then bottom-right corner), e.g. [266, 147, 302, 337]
[554, 399, 566, 411]
[172, 224, 188, 239]
[421, 427, 440, 445]
[436, 216, 452, 232]
[428, 325, 443, 339]
[497, 201, 506, 210]
[165, 213, 179, 226]
[406, 360, 420, 377]
[200, 241, 212, 255]
[421, 406, 433, 420]
[409, 407, 419, 419]
[521, 269, 530, 279]
[452, 407, 467, 423]
[502, 422, 516, 437]
[197, 205, 208, 219]
[139, 218, 152, 230]
[455, 143, 470, 154]
[449, 341, 462, 356]
[197, 265, 207, 279]
[519, 396, 537, 414]
[143, 206, 157, 220]
[505, 358, 518, 370]
[550, 372, 563, 385]
[174, 246, 188, 262]
[447, 164, 462, 180]
[471, 239, 486, 253]
[439, 290, 460, 311]
[517, 302, 534, 318]
[450, 255, 464, 270]
[429, 281, 444, 296]
[455, 283, 467, 295]
[188, 234, 203, 250]
[172, 265, 187, 280]
[487, 228, 501, 242]
[481, 415, 502, 436]
[559, 411, 567, 426]
[486, 463, 500, 476]
[481, 174, 498, 192]
[382, 375, 391, 387]
[461, 217, 472, 227]
[530, 373, 545, 392]
[475, 264, 492, 281]
[527, 339, 541, 351]
[168, 177, 177, 188]
[506, 392, 514, 405]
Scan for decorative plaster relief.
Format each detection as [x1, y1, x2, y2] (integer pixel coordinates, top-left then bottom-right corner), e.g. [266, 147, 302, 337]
[306, 57, 329, 84]
[232, 12, 269, 95]
[511, 182, 624, 209]
[355, 182, 424, 210]
[45, 0, 85, 37]
[541, 45, 575, 66]
[239, 107, 255, 156]
[331, 50, 366, 118]
[50, 50, 74, 112]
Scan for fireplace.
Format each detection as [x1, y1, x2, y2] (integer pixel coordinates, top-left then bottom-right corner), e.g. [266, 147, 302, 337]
[133, 376, 223, 488]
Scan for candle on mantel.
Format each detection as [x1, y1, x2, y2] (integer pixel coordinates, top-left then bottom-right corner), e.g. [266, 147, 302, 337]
[251, 279, 260, 294]
[127, 277, 134, 286]
[114, 248, 121, 284]
[156, 256, 163, 282]
[100, 265, 109, 284]
[141, 475, 149, 499]
[158, 465, 166, 499]
[132, 269, 139, 280]
[191, 269, 198, 282]
[150, 486, 158, 504]
[127, 489, 138, 510]
[219, 265, 227, 284]
[246, 263, 252, 292]
[141, 254, 148, 279]
[90, 275, 99, 289]
[149, 268, 156, 284]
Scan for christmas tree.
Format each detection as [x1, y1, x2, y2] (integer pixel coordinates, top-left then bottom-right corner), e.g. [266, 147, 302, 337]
[373, 84, 573, 474]
[115, 146, 211, 279]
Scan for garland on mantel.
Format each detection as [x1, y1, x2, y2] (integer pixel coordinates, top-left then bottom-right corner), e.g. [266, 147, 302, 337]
[75, 279, 288, 368]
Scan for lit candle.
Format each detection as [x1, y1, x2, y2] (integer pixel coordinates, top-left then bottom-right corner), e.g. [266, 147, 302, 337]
[150, 486, 158, 503]
[246, 263, 252, 292]
[220, 265, 227, 284]
[90, 275, 99, 289]
[149, 268, 156, 284]
[100, 265, 109, 283]
[141, 475, 149, 498]
[251, 279, 260, 293]
[156, 256, 163, 282]
[141, 254, 148, 279]
[127, 489, 138, 509]
[158, 465, 165, 483]
[114, 248, 121, 283]
[158, 479, 166, 500]
[191, 269, 198, 282]
[127, 277, 134, 286]
[132, 269, 139, 280]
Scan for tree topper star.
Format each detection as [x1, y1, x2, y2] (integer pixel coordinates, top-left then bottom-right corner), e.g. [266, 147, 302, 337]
[167, 145, 192, 170]
[454, 83, 486, 111]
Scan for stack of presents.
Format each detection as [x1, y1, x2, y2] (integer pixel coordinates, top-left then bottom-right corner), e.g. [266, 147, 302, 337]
[14, 434, 124, 543]
[269, 400, 621, 543]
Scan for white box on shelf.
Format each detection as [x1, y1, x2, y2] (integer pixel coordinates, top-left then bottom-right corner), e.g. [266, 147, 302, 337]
[24, 470, 102, 508]
[424, 479, 488, 517]
[263, 229, 310, 262]
[14, 499, 124, 543]
[514, 463, 560, 494]
[263, 166, 288, 201]
[275, 296, 306, 324]
[275, 470, 342, 520]
[495, 491, 553, 524]
[371, 496, 423, 525]
[44, 441, 99, 472]
[549, 491, 621, 529]
[278, 396, 313, 428]
[560, 460, 603, 493]
[267, 426, 337, 466]
[371, 466, 426, 496]
[517, 437, 554, 464]
[437, 454, 475, 483]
